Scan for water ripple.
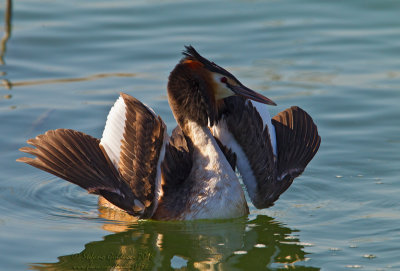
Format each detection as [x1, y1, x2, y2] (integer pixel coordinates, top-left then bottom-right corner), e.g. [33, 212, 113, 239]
[0, 175, 99, 223]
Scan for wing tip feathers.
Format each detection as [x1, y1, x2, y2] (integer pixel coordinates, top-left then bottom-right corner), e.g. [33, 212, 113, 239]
[273, 106, 320, 179]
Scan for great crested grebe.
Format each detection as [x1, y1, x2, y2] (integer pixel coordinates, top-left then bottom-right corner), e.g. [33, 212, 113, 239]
[17, 46, 320, 220]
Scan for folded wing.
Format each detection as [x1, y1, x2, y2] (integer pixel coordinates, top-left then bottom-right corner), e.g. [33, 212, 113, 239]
[152, 126, 194, 220]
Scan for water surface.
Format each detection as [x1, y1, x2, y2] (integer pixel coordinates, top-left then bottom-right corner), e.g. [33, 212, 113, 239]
[1, 0, 399, 270]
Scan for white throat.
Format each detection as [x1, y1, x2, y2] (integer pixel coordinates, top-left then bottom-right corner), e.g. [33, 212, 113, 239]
[183, 120, 248, 220]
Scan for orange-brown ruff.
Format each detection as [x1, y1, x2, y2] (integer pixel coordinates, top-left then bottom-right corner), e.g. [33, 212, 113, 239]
[17, 46, 320, 220]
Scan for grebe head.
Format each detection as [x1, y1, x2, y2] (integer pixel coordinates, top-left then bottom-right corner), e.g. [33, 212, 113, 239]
[167, 46, 276, 128]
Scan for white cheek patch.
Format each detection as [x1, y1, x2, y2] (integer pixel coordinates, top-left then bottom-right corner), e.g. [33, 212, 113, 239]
[212, 74, 234, 100]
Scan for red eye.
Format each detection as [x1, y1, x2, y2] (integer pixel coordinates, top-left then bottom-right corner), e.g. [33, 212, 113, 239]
[220, 77, 227, 83]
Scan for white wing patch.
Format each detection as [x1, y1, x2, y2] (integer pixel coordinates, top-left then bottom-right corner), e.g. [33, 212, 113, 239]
[100, 96, 127, 170]
[249, 100, 277, 156]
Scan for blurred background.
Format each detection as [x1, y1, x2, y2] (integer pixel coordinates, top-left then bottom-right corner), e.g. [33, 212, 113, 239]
[1, 0, 399, 270]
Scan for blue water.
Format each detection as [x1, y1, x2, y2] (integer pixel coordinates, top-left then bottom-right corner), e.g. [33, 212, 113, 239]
[1, 0, 400, 270]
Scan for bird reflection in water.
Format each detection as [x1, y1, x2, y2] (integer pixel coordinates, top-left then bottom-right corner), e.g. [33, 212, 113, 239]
[30, 207, 319, 270]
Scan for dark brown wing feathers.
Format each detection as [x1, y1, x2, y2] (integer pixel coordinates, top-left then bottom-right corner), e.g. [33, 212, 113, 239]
[222, 97, 277, 208]
[214, 136, 237, 170]
[152, 126, 194, 220]
[220, 97, 320, 209]
[162, 126, 193, 188]
[272, 106, 321, 181]
[18, 93, 168, 218]
[224, 97, 276, 183]
[17, 129, 141, 215]
[117, 93, 166, 217]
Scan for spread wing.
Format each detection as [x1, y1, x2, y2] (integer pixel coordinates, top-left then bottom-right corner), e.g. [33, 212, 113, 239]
[17, 129, 145, 216]
[100, 93, 168, 217]
[212, 96, 320, 208]
[18, 93, 168, 218]
[272, 106, 321, 183]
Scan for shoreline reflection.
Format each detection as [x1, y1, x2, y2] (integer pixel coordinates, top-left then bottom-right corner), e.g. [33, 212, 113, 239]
[1, 0, 12, 92]
[0, 0, 12, 65]
[0, 72, 137, 90]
